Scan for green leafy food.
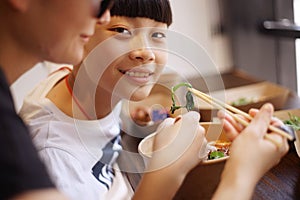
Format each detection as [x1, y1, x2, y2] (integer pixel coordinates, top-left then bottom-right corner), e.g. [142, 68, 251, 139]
[284, 113, 300, 131]
[207, 140, 231, 160]
[185, 91, 194, 111]
[208, 151, 225, 160]
[231, 97, 254, 107]
[170, 82, 194, 114]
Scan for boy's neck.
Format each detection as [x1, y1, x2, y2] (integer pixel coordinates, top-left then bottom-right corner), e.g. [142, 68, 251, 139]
[47, 75, 120, 120]
[94, 85, 121, 119]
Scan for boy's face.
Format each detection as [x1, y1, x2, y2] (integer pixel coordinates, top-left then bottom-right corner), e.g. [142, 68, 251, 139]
[83, 16, 168, 101]
[17, 0, 106, 65]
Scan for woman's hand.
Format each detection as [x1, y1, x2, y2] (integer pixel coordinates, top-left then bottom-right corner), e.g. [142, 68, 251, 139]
[217, 104, 284, 141]
[213, 103, 289, 200]
[226, 103, 288, 177]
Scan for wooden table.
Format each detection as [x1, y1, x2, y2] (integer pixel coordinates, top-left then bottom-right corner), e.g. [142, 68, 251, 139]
[253, 91, 300, 200]
[121, 70, 300, 199]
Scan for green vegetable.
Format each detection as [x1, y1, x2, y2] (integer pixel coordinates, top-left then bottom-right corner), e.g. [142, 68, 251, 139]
[170, 82, 194, 114]
[231, 97, 253, 107]
[208, 151, 225, 160]
[284, 113, 300, 131]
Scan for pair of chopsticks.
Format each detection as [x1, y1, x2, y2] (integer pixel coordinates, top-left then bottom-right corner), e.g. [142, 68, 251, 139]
[188, 88, 294, 147]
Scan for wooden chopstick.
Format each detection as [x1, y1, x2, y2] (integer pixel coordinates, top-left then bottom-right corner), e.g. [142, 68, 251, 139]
[187, 88, 282, 148]
[188, 88, 294, 143]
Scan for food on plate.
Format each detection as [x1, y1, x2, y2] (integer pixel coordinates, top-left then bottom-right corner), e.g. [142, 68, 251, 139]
[230, 97, 255, 107]
[283, 113, 300, 131]
[170, 82, 194, 114]
[206, 140, 231, 161]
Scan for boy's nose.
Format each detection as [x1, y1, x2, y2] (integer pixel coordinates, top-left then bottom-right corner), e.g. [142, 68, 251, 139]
[129, 49, 155, 63]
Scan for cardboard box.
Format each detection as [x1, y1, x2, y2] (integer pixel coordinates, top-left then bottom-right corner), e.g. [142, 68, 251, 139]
[195, 81, 290, 122]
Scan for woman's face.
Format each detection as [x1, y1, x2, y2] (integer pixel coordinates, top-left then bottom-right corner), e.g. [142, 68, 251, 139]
[83, 16, 168, 101]
[20, 0, 109, 65]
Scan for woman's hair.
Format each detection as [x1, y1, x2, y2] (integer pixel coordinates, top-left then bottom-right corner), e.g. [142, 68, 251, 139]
[110, 0, 172, 26]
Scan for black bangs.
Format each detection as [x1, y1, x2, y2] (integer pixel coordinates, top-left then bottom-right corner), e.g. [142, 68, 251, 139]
[110, 0, 173, 26]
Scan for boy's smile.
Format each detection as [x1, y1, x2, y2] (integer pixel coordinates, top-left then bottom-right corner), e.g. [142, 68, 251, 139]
[118, 68, 155, 84]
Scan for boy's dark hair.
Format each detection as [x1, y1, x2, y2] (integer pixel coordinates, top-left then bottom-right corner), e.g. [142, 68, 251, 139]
[110, 0, 172, 27]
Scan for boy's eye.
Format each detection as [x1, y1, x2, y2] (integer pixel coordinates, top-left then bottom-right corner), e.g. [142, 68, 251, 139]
[152, 32, 166, 39]
[109, 27, 131, 35]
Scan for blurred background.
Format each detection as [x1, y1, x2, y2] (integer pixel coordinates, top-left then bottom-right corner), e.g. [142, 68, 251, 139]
[169, 0, 299, 92]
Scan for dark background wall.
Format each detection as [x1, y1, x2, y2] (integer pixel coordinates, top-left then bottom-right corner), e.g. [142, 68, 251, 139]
[220, 0, 297, 91]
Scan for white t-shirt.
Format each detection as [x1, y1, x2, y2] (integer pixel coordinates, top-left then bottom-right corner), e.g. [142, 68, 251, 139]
[20, 68, 133, 200]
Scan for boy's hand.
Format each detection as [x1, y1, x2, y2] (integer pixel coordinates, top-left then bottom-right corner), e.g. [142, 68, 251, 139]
[148, 111, 206, 175]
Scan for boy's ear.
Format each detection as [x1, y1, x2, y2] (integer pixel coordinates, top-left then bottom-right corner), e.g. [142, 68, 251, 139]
[8, 0, 30, 12]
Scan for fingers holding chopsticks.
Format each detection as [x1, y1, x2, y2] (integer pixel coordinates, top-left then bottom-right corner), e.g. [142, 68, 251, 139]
[190, 87, 294, 141]
[217, 104, 274, 141]
[244, 103, 289, 155]
[245, 103, 274, 138]
[221, 104, 289, 189]
[248, 108, 284, 127]
[241, 105, 290, 148]
[217, 110, 246, 141]
[218, 103, 289, 150]
[216, 106, 277, 142]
